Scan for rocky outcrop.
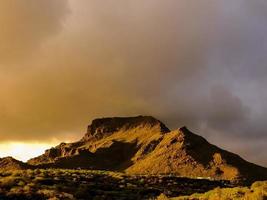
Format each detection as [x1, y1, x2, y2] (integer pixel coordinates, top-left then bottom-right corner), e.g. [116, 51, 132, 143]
[82, 116, 170, 141]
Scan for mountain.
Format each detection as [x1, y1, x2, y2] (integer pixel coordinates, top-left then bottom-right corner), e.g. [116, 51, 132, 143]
[28, 116, 169, 170]
[0, 157, 33, 170]
[28, 116, 267, 183]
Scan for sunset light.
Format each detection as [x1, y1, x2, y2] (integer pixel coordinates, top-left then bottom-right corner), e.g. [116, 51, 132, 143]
[0, 142, 58, 162]
[0, 0, 266, 199]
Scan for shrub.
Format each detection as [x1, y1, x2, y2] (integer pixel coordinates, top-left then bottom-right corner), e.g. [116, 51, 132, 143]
[170, 181, 267, 200]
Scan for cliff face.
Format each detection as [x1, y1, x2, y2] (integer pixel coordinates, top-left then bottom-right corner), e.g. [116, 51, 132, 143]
[82, 116, 170, 141]
[27, 116, 267, 183]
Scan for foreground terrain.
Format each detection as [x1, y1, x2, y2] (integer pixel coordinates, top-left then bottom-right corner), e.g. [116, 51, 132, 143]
[0, 169, 233, 200]
[158, 181, 267, 200]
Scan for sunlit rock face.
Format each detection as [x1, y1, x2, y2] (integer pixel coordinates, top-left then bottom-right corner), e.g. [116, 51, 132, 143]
[83, 116, 170, 141]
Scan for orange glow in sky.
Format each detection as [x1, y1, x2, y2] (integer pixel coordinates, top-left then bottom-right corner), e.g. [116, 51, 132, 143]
[0, 142, 58, 162]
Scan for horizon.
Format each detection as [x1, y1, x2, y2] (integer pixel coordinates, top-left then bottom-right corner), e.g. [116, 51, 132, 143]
[0, 1, 267, 167]
[0, 115, 266, 168]
[0, 142, 57, 162]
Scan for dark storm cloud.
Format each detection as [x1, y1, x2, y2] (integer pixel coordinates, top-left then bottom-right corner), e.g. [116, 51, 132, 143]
[0, 0, 69, 64]
[0, 0, 266, 165]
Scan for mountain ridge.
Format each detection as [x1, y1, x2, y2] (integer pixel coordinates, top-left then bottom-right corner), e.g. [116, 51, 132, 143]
[1, 116, 267, 184]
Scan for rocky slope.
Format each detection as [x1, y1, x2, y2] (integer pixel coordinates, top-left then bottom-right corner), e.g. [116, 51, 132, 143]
[28, 116, 267, 183]
[28, 116, 169, 170]
[0, 157, 33, 170]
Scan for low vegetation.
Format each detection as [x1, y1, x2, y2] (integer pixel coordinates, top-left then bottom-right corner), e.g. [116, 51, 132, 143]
[157, 181, 267, 200]
[0, 169, 233, 200]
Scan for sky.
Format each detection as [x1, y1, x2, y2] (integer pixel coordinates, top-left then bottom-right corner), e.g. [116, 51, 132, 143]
[0, 0, 266, 165]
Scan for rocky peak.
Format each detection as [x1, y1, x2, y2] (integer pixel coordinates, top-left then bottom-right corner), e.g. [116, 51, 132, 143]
[82, 116, 170, 141]
[178, 126, 190, 133]
[177, 126, 206, 140]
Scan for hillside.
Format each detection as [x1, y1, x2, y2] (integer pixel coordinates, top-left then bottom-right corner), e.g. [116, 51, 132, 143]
[0, 157, 33, 170]
[28, 116, 267, 183]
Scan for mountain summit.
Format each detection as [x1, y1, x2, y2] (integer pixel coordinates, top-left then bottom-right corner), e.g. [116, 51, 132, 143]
[82, 116, 170, 141]
[27, 116, 267, 183]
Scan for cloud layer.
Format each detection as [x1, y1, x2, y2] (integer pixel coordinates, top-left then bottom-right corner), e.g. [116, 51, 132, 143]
[0, 0, 266, 166]
[0, 0, 68, 65]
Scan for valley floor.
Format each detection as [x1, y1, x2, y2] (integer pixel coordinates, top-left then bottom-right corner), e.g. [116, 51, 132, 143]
[0, 169, 263, 200]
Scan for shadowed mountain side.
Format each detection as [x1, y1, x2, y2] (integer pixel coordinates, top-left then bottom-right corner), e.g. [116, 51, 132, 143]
[38, 140, 138, 171]
[27, 116, 267, 183]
